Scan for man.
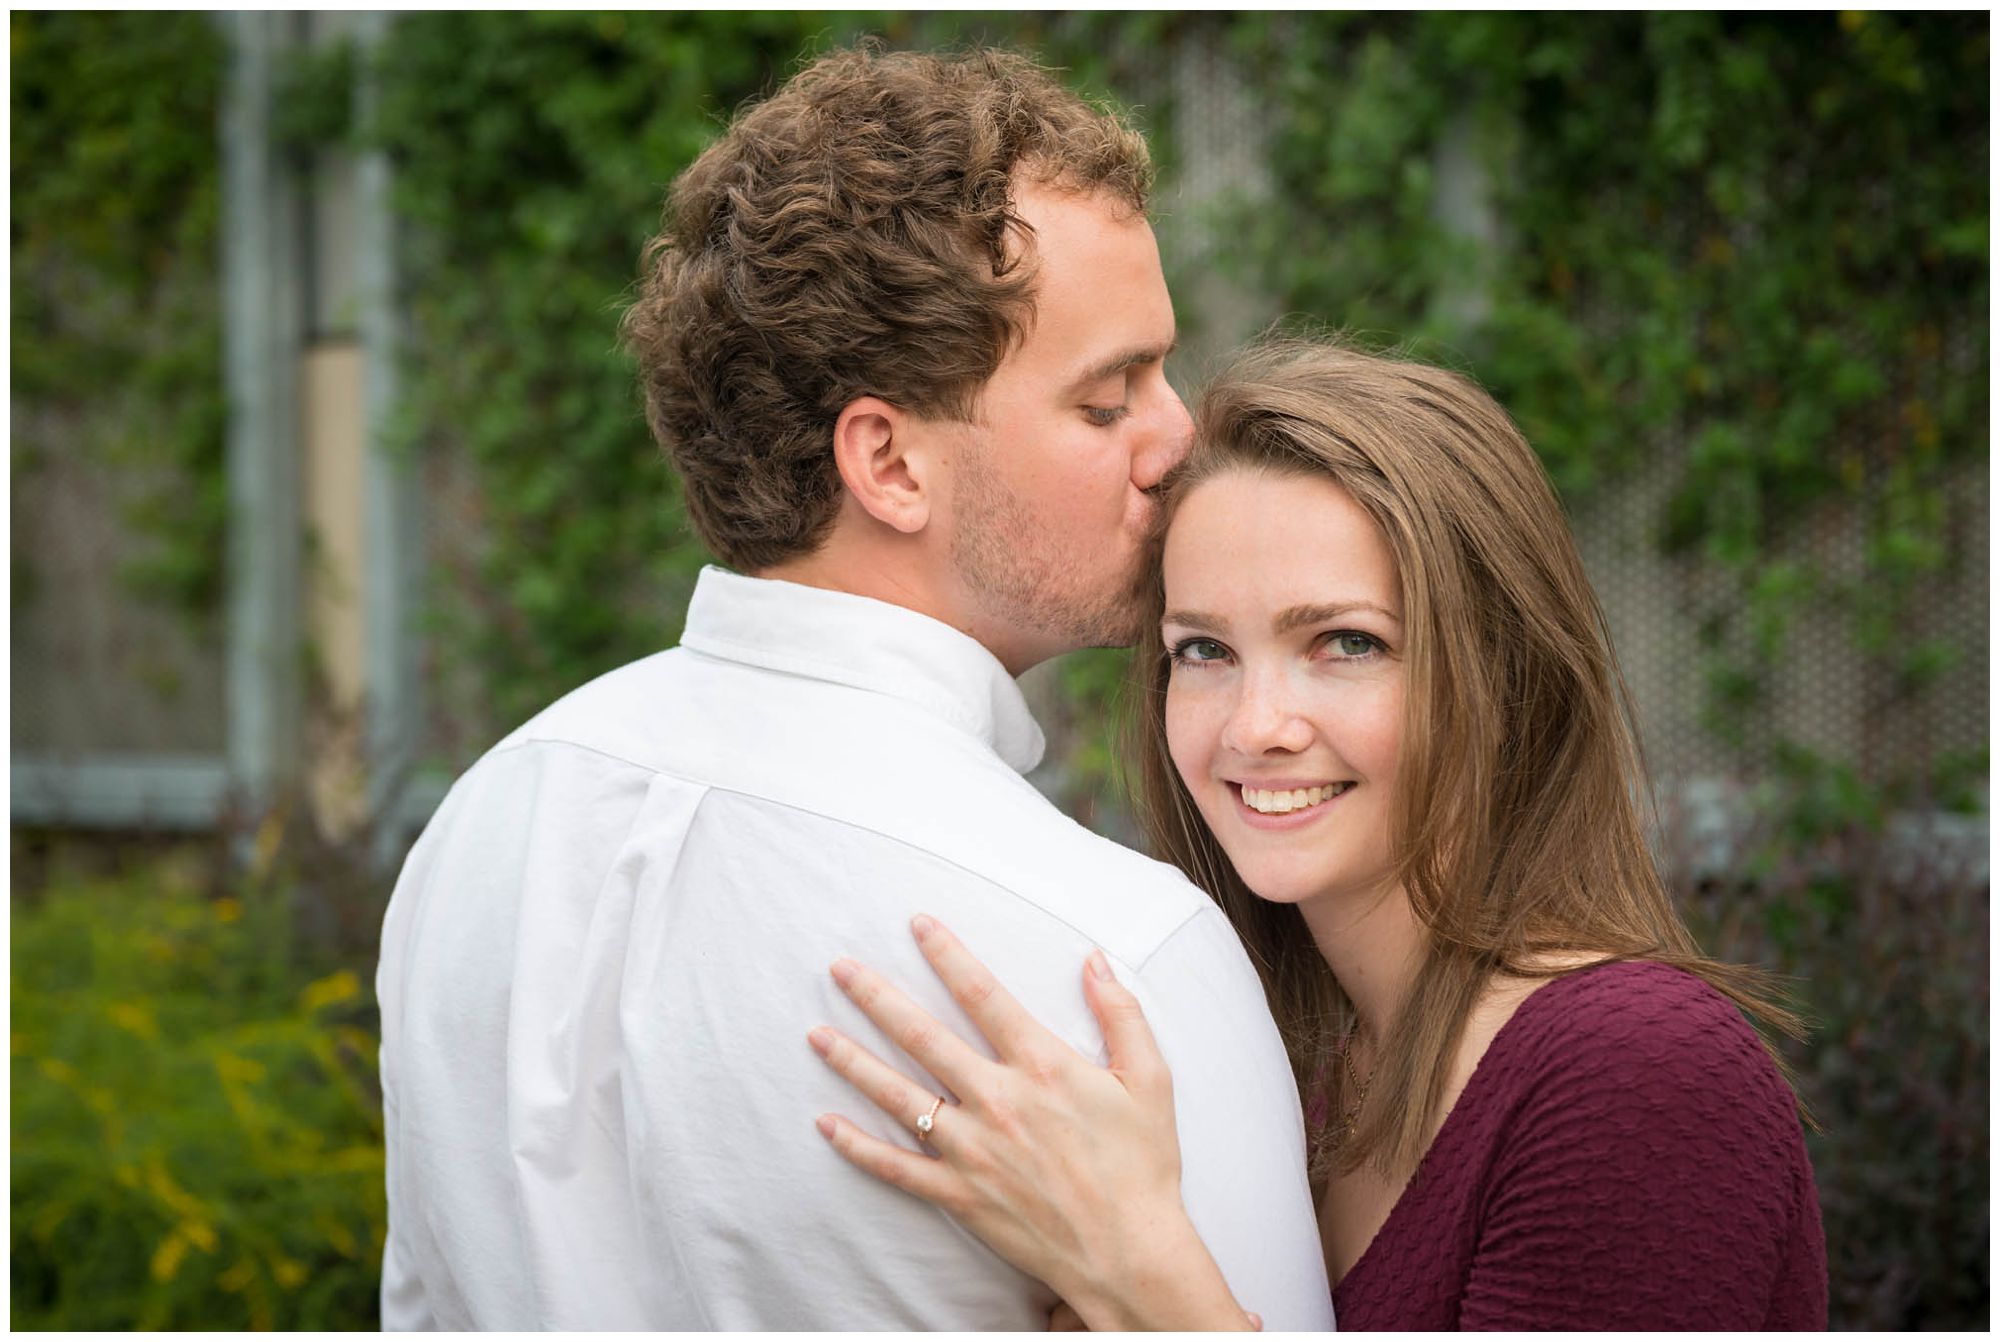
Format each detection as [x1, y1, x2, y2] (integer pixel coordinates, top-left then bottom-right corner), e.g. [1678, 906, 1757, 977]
[377, 46, 1333, 1330]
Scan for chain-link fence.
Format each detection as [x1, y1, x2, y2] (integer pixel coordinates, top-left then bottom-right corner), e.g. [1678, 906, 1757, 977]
[15, 13, 1988, 839]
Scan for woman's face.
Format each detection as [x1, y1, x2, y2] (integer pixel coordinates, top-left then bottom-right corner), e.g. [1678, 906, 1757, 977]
[1162, 468, 1405, 912]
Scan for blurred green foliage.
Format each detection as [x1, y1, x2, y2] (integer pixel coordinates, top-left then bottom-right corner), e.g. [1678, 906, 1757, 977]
[339, 11, 1177, 754]
[320, 11, 1986, 796]
[25, 13, 1978, 791]
[10, 860, 385, 1330]
[362, 12, 875, 743]
[8, 11, 1989, 1332]
[10, 11, 228, 626]
[1227, 11, 1986, 764]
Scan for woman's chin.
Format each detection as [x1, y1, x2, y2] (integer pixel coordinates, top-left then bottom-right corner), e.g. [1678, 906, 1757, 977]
[1217, 849, 1394, 916]
[1224, 860, 1332, 909]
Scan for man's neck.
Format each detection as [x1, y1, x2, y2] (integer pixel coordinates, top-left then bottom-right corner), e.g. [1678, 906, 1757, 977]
[760, 540, 1046, 674]
[760, 550, 942, 625]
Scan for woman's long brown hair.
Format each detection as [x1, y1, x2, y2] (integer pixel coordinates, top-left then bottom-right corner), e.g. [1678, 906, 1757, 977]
[1128, 336, 1808, 1190]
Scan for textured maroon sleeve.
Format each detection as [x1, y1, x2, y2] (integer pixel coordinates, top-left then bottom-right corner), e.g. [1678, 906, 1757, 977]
[1457, 968, 1823, 1330]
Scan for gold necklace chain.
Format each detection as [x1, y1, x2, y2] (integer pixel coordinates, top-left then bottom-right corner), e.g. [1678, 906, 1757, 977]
[1333, 1031, 1377, 1149]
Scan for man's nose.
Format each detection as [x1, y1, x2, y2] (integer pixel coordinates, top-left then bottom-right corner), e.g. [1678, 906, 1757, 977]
[1132, 383, 1195, 493]
[1219, 668, 1313, 757]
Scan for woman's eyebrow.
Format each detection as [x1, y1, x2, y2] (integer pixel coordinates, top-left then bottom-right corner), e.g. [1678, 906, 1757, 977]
[1161, 608, 1225, 634]
[1274, 601, 1402, 633]
[1165, 601, 1403, 637]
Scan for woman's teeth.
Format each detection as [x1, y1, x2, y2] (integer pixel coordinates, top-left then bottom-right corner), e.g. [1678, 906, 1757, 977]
[1241, 783, 1351, 814]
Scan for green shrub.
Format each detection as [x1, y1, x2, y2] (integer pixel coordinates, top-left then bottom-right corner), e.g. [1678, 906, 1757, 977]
[1674, 784, 1989, 1330]
[10, 864, 384, 1330]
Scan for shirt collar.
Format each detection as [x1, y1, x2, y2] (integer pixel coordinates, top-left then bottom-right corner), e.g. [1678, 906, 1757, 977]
[678, 566, 1047, 774]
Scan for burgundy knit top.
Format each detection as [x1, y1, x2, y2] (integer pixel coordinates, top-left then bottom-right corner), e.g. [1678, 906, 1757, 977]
[1330, 961, 1827, 1330]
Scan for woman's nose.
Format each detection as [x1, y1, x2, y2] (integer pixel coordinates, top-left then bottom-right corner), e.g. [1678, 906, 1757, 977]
[1219, 669, 1313, 757]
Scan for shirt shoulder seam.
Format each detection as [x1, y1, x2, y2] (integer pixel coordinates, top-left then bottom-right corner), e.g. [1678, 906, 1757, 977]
[481, 735, 1207, 965]
[1130, 903, 1216, 976]
[486, 733, 699, 783]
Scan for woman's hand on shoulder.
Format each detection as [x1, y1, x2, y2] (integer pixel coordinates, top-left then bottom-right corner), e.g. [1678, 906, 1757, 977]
[1049, 1299, 1262, 1331]
[808, 915, 1253, 1331]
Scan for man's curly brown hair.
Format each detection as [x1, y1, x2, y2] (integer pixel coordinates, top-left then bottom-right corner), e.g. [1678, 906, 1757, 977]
[621, 44, 1154, 572]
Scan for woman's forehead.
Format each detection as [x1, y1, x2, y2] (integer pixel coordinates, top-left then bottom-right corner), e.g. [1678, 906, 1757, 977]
[1161, 468, 1398, 617]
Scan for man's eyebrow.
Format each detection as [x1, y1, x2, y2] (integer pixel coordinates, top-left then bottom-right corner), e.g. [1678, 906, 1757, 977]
[1062, 340, 1177, 395]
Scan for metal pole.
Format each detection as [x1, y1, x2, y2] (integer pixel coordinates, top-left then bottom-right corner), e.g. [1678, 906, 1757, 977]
[221, 11, 304, 832]
[351, 11, 422, 867]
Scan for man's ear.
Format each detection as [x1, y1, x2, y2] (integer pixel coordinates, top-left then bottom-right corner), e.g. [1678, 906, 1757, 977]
[831, 396, 933, 535]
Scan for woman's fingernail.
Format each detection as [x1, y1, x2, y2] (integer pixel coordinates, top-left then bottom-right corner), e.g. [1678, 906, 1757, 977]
[807, 1027, 834, 1056]
[1088, 949, 1113, 981]
[815, 1114, 837, 1139]
[830, 958, 857, 986]
[911, 913, 937, 939]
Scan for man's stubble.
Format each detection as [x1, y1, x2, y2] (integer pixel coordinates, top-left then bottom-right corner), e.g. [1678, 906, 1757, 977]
[948, 435, 1154, 657]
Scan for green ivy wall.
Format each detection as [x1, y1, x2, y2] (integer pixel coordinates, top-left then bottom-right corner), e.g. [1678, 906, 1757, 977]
[10, 11, 1987, 1329]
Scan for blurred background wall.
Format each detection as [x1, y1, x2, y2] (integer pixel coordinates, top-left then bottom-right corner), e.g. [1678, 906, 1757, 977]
[11, 10, 1988, 1330]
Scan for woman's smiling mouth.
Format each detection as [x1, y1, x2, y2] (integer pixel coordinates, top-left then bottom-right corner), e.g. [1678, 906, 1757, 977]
[1231, 780, 1355, 826]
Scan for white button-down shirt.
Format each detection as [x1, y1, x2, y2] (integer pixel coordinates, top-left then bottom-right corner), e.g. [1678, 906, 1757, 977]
[377, 566, 1334, 1330]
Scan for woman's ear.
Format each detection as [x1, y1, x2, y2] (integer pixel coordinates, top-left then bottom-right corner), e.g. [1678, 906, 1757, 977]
[832, 396, 933, 535]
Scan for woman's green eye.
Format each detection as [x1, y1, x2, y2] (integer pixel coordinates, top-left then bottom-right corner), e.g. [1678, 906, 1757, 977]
[1169, 637, 1228, 666]
[1330, 632, 1380, 657]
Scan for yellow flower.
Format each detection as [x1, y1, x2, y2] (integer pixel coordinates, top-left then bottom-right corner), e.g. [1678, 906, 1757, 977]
[214, 897, 243, 924]
[218, 1256, 257, 1292]
[145, 1157, 211, 1225]
[108, 1001, 160, 1040]
[150, 1231, 189, 1283]
[32, 1202, 69, 1242]
[271, 1254, 308, 1289]
[299, 969, 360, 1014]
[317, 1212, 360, 1259]
[327, 1145, 386, 1174]
[213, 1050, 268, 1085]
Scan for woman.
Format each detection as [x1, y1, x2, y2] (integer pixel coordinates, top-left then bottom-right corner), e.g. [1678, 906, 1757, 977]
[805, 337, 1828, 1329]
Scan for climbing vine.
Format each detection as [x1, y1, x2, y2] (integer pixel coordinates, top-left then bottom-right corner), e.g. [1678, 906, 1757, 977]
[20, 13, 1980, 793]
[339, 11, 1181, 756]
[9, 14, 1987, 1330]
[12, 12, 228, 625]
[1224, 11, 1986, 799]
